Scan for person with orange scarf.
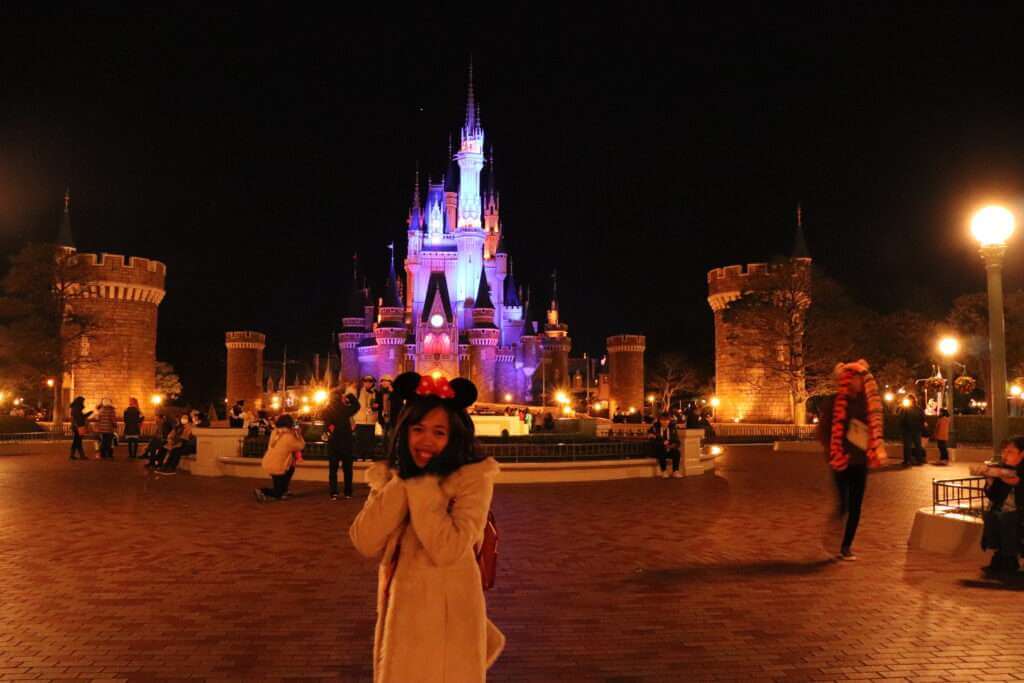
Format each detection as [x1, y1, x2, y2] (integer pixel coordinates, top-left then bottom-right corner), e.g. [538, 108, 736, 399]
[816, 360, 887, 560]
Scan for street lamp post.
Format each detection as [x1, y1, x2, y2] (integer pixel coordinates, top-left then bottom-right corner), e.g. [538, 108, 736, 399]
[937, 336, 959, 448]
[971, 205, 1016, 461]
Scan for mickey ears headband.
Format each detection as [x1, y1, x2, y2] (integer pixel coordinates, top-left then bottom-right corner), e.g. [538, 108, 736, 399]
[392, 372, 478, 410]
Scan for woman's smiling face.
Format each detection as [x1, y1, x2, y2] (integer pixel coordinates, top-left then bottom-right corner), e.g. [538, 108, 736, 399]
[408, 406, 450, 469]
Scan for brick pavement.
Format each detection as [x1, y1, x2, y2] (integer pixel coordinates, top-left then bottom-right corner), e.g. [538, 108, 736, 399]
[1, 444, 1023, 682]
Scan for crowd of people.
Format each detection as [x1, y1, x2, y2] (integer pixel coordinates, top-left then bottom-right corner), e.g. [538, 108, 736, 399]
[67, 395, 203, 474]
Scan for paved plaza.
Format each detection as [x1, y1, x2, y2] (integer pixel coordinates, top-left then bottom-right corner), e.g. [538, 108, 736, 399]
[1, 444, 1023, 682]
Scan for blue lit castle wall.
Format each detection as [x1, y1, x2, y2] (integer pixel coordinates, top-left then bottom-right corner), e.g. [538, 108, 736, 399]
[338, 67, 570, 403]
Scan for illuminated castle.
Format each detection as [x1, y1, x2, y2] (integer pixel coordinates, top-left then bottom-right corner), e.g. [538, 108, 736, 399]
[339, 67, 571, 403]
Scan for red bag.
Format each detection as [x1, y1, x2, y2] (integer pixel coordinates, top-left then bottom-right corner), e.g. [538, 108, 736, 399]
[476, 509, 498, 591]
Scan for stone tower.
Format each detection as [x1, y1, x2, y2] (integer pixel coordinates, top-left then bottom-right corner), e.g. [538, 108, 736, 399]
[707, 251, 812, 423]
[374, 251, 407, 380]
[68, 251, 167, 410]
[541, 273, 571, 395]
[225, 331, 266, 408]
[607, 335, 646, 417]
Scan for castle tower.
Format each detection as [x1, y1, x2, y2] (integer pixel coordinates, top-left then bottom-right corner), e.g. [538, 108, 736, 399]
[454, 63, 487, 328]
[68, 251, 166, 411]
[468, 270, 499, 401]
[482, 146, 500, 258]
[339, 254, 368, 387]
[225, 331, 266, 408]
[374, 248, 408, 379]
[541, 271, 571, 393]
[707, 235, 812, 423]
[607, 335, 646, 417]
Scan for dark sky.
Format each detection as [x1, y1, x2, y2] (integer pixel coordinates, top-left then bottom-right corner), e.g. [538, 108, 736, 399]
[2, 7, 1024, 404]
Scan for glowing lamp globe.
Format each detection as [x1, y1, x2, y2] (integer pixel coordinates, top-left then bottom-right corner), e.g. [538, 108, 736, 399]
[709, 397, 721, 408]
[150, 394, 163, 406]
[938, 336, 960, 358]
[901, 397, 911, 408]
[971, 205, 1015, 247]
[1012, 385, 1022, 397]
[429, 313, 445, 328]
[883, 392, 895, 403]
[313, 389, 328, 404]
[503, 393, 513, 402]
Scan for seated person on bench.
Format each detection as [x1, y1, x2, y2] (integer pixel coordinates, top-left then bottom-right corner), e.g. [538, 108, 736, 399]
[972, 435, 1024, 576]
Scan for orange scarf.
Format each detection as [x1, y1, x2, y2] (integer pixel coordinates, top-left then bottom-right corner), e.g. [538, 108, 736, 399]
[829, 361, 884, 471]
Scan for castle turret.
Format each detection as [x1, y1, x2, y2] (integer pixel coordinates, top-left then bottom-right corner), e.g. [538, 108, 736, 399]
[374, 248, 408, 379]
[707, 253, 812, 423]
[541, 272, 571, 394]
[407, 169, 424, 257]
[468, 270, 499, 401]
[339, 254, 368, 386]
[226, 331, 266, 409]
[67, 250, 166, 411]
[454, 63, 487, 328]
[607, 335, 646, 417]
[483, 146, 500, 258]
[501, 263, 525, 347]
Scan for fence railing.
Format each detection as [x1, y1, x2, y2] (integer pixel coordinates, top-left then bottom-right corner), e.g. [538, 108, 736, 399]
[710, 423, 818, 442]
[240, 436, 656, 463]
[0, 431, 73, 442]
[932, 476, 988, 517]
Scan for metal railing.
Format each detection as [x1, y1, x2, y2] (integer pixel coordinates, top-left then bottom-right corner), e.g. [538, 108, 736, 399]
[240, 436, 655, 463]
[710, 423, 818, 442]
[932, 476, 988, 517]
[0, 431, 73, 442]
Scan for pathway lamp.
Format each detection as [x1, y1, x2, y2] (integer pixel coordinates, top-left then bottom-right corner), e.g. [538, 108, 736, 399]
[971, 204, 1016, 461]
[710, 396, 720, 422]
[150, 394, 163, 406]
[937, 335, 960, 447]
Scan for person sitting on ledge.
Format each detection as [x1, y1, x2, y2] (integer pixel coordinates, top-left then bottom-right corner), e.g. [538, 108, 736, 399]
[155, 414, 196, 475]
[972, 436, 1024, 577]
[143, 413, 176, 469]
[650, 411, 682, 479]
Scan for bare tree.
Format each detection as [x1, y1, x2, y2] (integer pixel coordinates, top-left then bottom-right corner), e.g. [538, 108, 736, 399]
[0, 244, 100, 429]
[647, 352, 702, 413]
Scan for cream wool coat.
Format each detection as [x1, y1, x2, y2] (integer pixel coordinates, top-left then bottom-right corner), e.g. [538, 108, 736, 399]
[349, 458, 505, 683]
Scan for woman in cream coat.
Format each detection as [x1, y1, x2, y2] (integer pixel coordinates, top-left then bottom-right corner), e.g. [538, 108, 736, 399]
[350, 373, 505, 682]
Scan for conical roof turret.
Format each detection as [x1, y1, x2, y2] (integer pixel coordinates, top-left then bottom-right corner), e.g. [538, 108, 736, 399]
[383, 244, 401, 307]
[474, 268, 494, 310]
[504, 264, 522, 307]
[792, 203, 810, 259]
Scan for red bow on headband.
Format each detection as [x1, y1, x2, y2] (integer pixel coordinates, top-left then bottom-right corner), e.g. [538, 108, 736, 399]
[416, 375, 456, 399]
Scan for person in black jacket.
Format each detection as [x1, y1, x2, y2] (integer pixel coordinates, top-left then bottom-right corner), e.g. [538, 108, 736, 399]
[69, 396, 92, 461]
[122, 398, 144, 459]
[899, 394, 926, 466]
[322, 388, 359, 500]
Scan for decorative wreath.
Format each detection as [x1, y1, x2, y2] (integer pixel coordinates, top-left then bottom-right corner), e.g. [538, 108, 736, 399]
[954, 375, 977, 395]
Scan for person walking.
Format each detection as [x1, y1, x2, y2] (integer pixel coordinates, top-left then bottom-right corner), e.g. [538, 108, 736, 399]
[95, 399, 117, 460]
[353, 375, 379, 461]
[322, 388, 359, 500]
[933, 408, 951, 466]
[254, 414, 305, 502]
[69, 396, 91, 461]
[650, 411, 682, 478]
[899, 394, 926, 466]
[349, 372, 504, 682]
[122, 398, 144, 459]
[817, 360, 887, 561]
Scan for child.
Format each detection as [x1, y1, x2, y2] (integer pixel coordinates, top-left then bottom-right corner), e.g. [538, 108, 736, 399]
[254, 414, 305, 502]
[349, 372, 505, 682]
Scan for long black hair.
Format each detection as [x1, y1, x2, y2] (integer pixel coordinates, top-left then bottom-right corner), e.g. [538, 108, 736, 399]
[388, 393, 483, 479]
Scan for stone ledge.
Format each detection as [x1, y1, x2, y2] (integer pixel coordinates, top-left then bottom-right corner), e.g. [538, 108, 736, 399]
[907, 506, 988, 563]
[188, 455, 718, 484]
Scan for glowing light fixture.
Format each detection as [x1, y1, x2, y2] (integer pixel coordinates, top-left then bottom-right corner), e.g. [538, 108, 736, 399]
[1012, 385, 1022, 397]
[431, 370, 442, 380]
[314, 389, 328, 405]
[150, 394, 163, 406]
[300, 405, 311, 414]
[971, 205, 1015, 247]
[883, 392, 895, 403]
[709, 397, 721, 408]
[901, 397, 911, 408]
[46, 378, 55, 388]
[938, 336, 960, 358]
[503, 393, 513, 402]
[555, 391, 568, 405]
[710, 445, 723, 456]
[430, 313, 445, 328]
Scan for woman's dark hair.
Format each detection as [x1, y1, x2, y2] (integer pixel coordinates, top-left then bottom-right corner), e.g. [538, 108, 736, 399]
[388, 395, 482, 479]
[276, 414, 294, 429]
[1001, 435, 1024, 452]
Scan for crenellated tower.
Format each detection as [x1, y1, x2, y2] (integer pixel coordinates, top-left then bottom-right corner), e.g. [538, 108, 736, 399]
[468, 270, 499, 401]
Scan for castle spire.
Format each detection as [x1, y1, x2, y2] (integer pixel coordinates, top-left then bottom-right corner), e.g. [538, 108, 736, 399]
[474, 267, 494, 310]
[383, 243, 401, 307]
[504, 263, 522, 307]
[464, 57, 477, 133]
[408, 165, 423, 231]
[56, 187, 74, 248]
[792, 202, 810, 259]
[550, 269, 559, 311]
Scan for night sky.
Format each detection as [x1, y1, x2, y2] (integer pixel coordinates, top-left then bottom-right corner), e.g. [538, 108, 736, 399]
[2, 7, 1023, 405]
